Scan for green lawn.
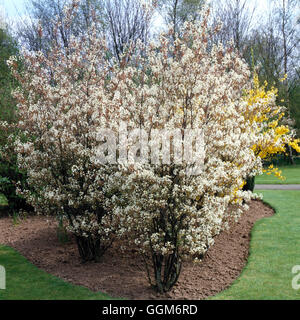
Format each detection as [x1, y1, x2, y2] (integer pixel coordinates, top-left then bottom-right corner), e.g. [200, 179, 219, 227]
[211, 190, 300, 300]
[0, 245, 116, 300]
[256, 164, 300, 184]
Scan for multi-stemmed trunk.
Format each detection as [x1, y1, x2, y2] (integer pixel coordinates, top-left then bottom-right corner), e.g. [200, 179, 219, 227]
[75, 236, 106, 263]
[65, 206, 110, 263]
[152, 251, 182, 293]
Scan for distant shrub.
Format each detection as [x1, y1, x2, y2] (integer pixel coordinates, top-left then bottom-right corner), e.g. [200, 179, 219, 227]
[0, 160, 32, 214]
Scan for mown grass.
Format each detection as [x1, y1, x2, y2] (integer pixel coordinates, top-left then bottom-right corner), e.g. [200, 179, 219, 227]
[255, 164, 300, 184]
[0, 245, 116, 300]
[211, 190, 300, 300]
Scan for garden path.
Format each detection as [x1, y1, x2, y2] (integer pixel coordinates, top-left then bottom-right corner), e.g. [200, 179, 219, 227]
[255, 184, 300, 190]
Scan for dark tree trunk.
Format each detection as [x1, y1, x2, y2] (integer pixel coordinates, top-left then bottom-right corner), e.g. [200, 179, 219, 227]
[152, 252, 182, 293]
[288, 145, 295, 165]
[75, 236, 105, 262]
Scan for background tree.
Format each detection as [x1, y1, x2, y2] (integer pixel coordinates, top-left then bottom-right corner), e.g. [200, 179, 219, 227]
[210, 0, 299, 150]
[157, 0, 205, 39]
[15, 0, 155, 63]
[16, 0, 105, 53]
[211, 0, 256, 53]
[103, 0, 155, 63]
[247, 0, 300, 161]
[0, 21, 18, 125]
[0, 17, 32, 213]
[276, 0, 299, 151]
[290, 77, 300, 136]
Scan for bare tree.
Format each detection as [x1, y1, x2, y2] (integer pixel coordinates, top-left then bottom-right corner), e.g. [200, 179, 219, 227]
[244, 0, 300, 160]
[245, 0, 299, 91]
[158, 0, 206, 39]
[15, 0, 105, 53]
[103, 0, 155, 63]
[276, 0, 299, 162]
[15, 0, 155, 64]
[276, 0, 299, 94]
[246, 22, 282, 85]
[211, 0, 256, 53]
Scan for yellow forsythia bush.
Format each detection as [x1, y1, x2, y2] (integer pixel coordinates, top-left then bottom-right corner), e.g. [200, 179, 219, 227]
[244, 72, 300, 180]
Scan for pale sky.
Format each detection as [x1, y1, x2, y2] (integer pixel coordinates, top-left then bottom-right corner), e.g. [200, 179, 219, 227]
[0, 0, 274, 39]
[1, 0, 26, 18]
[1, 0, 270, 19]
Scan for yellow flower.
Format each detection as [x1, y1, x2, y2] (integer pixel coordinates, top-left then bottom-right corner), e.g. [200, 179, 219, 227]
[243, 72, 297, 182]
[279, 74, 288, 82]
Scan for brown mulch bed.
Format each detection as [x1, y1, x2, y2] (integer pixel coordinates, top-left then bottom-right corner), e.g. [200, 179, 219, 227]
[0, 200, 274, 300]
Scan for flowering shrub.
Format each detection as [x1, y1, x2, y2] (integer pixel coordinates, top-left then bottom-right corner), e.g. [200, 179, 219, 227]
[104, 8, 262, 292]
[245, 72, 300, 181]
[6, 2, 121, 262]
[6, 1, 288, 292]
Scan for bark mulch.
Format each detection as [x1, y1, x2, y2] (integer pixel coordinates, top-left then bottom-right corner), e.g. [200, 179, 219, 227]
[0, 199, 274, 300]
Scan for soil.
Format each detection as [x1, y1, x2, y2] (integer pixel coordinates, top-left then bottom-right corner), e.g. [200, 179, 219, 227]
[0, 200, 274, 300]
